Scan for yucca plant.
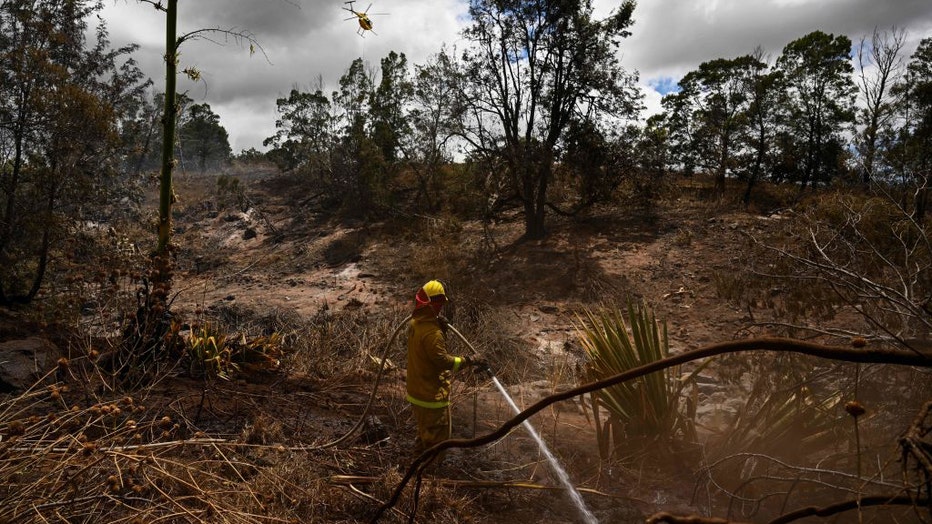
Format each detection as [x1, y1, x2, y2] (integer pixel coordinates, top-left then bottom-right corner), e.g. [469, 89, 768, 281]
[715, 383, 844, 463]
[577, 301, 701, 459]
[235, 331, 284, 373]
[187, 322, 236, 380]
[185, 322, 284, 380]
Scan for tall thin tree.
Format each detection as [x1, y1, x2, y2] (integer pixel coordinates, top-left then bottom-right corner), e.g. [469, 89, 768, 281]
[855, 26, 907, 185]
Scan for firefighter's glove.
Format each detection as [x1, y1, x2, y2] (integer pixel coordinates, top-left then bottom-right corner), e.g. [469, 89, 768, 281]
[466, 357, 491, 375]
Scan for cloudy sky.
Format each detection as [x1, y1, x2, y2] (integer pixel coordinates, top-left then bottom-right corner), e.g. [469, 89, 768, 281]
[97, 0, 932, 153]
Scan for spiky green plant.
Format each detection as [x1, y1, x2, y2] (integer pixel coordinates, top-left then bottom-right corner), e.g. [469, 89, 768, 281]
[187, 322, 236, 380]
[716, 384, 844, 461]
[577, 302, 701, 459]
[184, 322, 284, 380]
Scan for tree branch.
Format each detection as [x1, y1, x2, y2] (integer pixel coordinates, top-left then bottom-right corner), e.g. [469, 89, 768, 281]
[647, 494, 930, 524]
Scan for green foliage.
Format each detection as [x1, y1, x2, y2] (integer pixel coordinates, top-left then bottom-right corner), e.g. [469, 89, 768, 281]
[263, 87, 334, 173]
[406, 51, 465, 213]
[182, 322, 283, 381]
[185, 322, 234, 379]
[461, 0, 641, 238]
[371, 51, 412, 162]
[236, 147, 267, 163]
[663, 55, 767, 196]
[0, 0, 147, 305]
[775, 31, 857, 188]
[577, 302, 700, 459]
[887, 36, 932, 220]
[178, 102, 232, 172]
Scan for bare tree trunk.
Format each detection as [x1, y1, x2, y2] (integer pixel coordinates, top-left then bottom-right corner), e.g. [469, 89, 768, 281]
[855, 28, 906, 186]
[157, 0, 178, 257]
[520, 153, 550, 241]
[914, 171, 930, 224]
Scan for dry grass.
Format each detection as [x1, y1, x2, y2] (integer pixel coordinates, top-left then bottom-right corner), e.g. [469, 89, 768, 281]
[0, 374, 298, 523]
[7, 171, 930, 523]
[0, 307, 498, 524]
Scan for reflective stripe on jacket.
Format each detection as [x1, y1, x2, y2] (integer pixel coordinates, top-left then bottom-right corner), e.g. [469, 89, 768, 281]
[406, 313, 463, 408]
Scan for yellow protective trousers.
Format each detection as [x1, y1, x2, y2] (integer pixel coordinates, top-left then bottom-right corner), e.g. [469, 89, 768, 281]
[411, 403, 451, 463]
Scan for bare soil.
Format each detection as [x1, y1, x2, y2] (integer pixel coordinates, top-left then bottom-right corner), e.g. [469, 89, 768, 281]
[5, 170, 925, 523]
[163, 171, 784, 522]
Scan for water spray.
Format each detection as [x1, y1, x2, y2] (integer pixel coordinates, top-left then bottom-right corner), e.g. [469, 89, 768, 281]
[319, 314, 599, 522]
[445, 323, 599, 524]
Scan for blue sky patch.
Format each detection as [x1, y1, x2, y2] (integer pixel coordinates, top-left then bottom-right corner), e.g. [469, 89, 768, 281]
[648, 77, 681, 95]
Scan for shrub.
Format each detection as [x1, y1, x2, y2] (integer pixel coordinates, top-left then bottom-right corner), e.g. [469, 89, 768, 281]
[577, 301, 701, 459]
[183, 321, 282, 380]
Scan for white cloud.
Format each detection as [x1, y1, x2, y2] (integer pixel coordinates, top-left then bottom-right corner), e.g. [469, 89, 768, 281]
[620, 0, 932, 118]
[98, 0, 932, 149]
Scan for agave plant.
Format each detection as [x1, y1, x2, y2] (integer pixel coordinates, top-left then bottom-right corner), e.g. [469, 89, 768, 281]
[577, 301, 701, 459]
[187, 322, 237, 380]
[715, 383, 844, 464]
[185, 323, 284, 380]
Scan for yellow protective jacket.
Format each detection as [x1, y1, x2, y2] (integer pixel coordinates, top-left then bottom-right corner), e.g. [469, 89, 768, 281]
[406, 312, 464, 408]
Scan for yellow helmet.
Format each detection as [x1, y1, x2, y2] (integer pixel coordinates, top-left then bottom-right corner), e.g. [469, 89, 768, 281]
[414, 280, 448, 310]
[422, 280, 446, 299]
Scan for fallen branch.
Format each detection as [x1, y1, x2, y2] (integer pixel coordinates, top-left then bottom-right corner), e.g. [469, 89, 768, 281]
[769, 494, 930, 523]
[371, 337, 932, 522]
[329, 474, 623, 499]
[647, 514, 741, 524]
[647, 494, 931, 523]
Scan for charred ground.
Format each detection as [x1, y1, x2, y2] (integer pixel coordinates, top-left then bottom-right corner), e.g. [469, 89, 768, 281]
[1, 169, 929, 523]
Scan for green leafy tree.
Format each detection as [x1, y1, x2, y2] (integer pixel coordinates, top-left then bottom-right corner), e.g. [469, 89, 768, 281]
[0, 0, 146, 305]
[459, 0, 641, 239]
[775, 31, 856, 189]
[335, 58, 373, 148]
[561, 120, 639, 209]
[178, 102, 231, 172]
[371, 51, 412, 162]
[738, 49, 782, 206]
[119, 88, 162, 179]
[660, 87, 698, 175]
[236, 147, 266, 163]
[263, 84, 334, 173]
[404, 50, 465, 211]
[668, 55, 763, 198]
[333, 57, 381, 215]
[888, 37, 932, 222]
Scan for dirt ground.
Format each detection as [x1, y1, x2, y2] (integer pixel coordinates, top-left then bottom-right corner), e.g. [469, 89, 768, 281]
[157, 171, 801, 522]
[9, 170, 924, 523]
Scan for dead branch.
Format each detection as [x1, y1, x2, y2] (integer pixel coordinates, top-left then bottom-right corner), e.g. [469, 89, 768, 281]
[899, 399, 932, 518]
[767, 494, 930, 523]
[328, 474, 622, 499]
[648, 495, 931, 523]
[647, 513, 742, 524]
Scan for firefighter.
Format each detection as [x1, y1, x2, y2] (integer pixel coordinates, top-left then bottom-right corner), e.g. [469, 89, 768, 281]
[406, 280, 485, 463]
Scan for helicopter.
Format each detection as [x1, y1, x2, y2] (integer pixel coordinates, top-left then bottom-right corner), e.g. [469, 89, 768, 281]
[342, 1, 386, 37]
